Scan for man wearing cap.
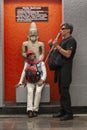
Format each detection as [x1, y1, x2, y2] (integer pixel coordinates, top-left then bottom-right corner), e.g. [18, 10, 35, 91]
[52, 23, 77, 120]
[17, 50, 47, 118]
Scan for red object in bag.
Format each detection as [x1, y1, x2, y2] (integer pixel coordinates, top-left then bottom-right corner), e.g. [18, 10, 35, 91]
[25, 61, 42, 83]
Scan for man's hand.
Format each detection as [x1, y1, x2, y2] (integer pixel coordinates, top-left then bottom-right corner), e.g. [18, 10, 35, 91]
[53, 39, 58, 45]
[48, 39, 53, 47]
[56, 44, 61, 50]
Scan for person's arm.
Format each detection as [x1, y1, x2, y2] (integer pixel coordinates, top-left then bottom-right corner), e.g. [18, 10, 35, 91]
[18, 62, 28, 85]
[56, 45, 72, 58]
[38, 62, 47, 86]
[41, 62, 47, 81]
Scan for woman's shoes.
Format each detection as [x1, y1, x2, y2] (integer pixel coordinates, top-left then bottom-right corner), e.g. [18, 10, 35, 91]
[27, 111, 38, 118]
[28, 111, 33, 118]
[33, 111, 38, 117]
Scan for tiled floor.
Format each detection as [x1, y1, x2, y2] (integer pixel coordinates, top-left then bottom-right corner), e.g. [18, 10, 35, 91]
[0, 114, 87, 130]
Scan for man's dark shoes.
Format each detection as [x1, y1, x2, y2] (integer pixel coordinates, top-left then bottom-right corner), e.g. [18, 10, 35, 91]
[27, 111, 33, 118]
[53, 112, 64, 118]
[60, 114, 73, 121]
[33, 111, 38, 117]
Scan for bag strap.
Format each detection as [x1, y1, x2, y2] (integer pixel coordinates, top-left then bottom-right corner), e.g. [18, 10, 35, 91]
[45, 34, 72, 64]
[27, 60, 42, 65]
[45, 32, 61, 63]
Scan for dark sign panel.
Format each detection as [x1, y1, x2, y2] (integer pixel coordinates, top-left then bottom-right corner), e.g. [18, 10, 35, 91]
[16, 7, 48, 22]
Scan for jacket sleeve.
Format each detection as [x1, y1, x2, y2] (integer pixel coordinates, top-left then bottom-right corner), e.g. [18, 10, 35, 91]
[18, 62, 28, 84]
[40, 61, 47, 81]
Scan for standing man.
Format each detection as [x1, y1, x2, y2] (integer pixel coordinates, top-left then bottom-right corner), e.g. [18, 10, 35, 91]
[53, 23, 77, 121]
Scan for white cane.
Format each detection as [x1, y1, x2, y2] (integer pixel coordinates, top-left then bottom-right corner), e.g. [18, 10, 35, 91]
[45, 32, 61, 63]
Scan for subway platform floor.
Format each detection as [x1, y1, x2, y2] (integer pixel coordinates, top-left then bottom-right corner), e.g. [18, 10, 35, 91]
[0, 114, 87, 130]
[0, 101, 87, 130]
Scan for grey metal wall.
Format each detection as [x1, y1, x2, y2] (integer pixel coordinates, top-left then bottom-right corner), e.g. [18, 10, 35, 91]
[0, 0, 87, 106]
[0, 0, 4, 107]
[63, 0, 87, 106]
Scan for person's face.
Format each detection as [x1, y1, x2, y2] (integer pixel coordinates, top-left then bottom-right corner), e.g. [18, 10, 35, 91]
[27, 54, 35, 61]
[60, 27, 70, 37]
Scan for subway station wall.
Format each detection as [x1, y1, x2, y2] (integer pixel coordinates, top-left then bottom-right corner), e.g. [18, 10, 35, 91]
[4, 0, 62, 102]
[63, 0, 87, 106]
